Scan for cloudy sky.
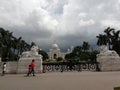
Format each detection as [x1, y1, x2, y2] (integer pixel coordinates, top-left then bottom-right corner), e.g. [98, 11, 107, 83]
[0, 0, 120, 51]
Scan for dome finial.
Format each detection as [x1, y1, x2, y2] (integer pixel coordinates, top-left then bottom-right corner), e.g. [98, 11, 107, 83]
[52, 43, 59, 49]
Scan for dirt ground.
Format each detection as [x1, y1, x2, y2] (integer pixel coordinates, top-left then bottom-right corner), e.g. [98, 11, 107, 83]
[0, 71, 120, 90]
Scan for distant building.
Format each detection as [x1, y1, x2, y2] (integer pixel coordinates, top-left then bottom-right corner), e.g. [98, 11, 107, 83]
[47, 43, 73, 59]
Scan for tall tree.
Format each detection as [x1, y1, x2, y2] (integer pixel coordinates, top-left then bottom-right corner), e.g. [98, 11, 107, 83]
[31, 42, 36, 47]
[82, 41, 90, 52]
[38, 50, 49, 61]
[0, 27, 31, 61]
[111, 30, 120, 54]
[104, 27, 114, 49]
[0, 29, 13, 61]
[96, 34, 108, 46]
[96, 27, 120, 55]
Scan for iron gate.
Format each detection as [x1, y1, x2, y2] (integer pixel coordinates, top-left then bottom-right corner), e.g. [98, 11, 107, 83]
[42, 62, 100, 73]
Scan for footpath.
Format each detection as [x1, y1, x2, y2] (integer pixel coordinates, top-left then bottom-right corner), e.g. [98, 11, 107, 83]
[0, 71, 120, 90]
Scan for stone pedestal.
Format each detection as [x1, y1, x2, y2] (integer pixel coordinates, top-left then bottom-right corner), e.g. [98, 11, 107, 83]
[97, 45, 120, 71]
[17, 56, 43, 74]
[6, 62, 18, 74]
[97, 56, 120, 71]
[17, 45, 43, 74]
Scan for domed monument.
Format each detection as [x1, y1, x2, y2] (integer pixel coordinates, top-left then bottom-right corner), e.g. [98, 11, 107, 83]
[48, 43, 73, 60]
[52, 43, 59, 50]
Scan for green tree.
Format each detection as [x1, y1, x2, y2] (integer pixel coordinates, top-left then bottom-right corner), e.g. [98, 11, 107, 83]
[104, 27, 114, 49]
[38, 49, 49, 61]
[73, 46, 82, 56]
[56, 57, 63, 62]
[96, 27, 120, 55]
[96, 34, 108, 46]
[82, 41, 90, 52]
[0, 27, 31, 61]
[80, 52, 90, 62]
[65, 52, 75, 61]
[31, 42, 36, 47]
[0, 29, 13, 61]
[111, 30, 120, 55]
[89, 50, 99, 62]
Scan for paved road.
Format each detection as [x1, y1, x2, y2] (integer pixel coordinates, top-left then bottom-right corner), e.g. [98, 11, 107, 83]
[0, 71, 120, 90]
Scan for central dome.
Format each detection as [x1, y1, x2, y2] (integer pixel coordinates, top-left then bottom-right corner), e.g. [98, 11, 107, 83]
[52, 44, 59, 49]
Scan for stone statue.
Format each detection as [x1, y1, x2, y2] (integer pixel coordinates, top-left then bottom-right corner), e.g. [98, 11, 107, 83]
[98, 45, 119, 57]
[97, 45, 120, 71]
[18, 45, 43, 73]
[21, 45, 39, 57]
[30, 46, 39, 55]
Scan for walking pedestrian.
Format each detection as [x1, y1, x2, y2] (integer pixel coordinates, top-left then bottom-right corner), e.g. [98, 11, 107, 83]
[31, 59, 35, 76]
[2, 62, 6, 76]
[27, 64, 32, 76]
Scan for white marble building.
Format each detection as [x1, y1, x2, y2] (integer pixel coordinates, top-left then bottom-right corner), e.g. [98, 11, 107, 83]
[47, 44, 73, 60]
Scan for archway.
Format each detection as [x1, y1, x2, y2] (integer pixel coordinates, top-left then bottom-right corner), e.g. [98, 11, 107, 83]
[53, 54, 57, 59]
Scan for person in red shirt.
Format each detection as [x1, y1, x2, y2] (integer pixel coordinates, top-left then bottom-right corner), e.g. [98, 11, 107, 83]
[31, 59, 35, 76]
[27, 64, 32, 76]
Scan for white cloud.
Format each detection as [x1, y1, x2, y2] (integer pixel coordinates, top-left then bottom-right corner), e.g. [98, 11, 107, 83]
[34, 8, 59, 30]
[79, 19, 95, 27]
[78, 13, 87, 18]
[97, 3, 105, 9]
[101, 20, 120, 29]
[0, 0, 120, 50]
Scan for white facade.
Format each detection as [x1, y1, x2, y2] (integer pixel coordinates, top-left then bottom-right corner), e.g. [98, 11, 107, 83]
[47, 44, 73, 59]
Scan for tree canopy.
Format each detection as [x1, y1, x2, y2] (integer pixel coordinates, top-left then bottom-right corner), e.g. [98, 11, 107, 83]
[65, 41, 98, 62]
[96, 27, 120, 55]
[0, 27, 48, 61]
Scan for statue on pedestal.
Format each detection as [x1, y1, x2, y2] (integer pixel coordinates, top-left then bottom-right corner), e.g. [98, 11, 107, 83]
[21, 46, 41, 57]
[97, 45, 120, 71]
[18, 45, 43, 73]
[98, 45, 119, 57]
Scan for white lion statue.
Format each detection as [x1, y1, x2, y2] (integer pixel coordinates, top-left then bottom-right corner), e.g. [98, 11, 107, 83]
[21, 45, 39, 57]
[99, 45, 118, 56]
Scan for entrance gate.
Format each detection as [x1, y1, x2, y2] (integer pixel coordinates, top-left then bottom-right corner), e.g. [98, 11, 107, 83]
[42, 62, 100, 73]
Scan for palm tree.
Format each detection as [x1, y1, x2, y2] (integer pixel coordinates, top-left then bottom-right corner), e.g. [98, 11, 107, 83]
[31, 42, 36, 47]
[5, 31, 13, 61]
[11, 37, 18, 54]
[97, 27, 120, 55]
[111, 30, 120, 54]
[0, 27, 32, 61]
[0, 28, 6, 57]
[14, 37, 22, 55]
[0, 29, 13, 61]
[96, 34, 108, 46]
[104, 27, 115, 49]
[20, 40, 30, 54]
